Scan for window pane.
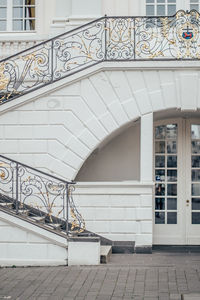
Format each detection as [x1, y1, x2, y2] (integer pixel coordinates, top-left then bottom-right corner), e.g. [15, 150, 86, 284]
[192, 170, 200, 182]
[25, 19, 35, 30]
[13, 19, 23, 30]
[155, 141, 165, 153]
[191, 4, 199, 10]
[155, 212, 165, 224]
[157, 0, 165, 2]
[25, 6, 35, 18]
[13, 7, 23, 18]
[167, 184, 177, 196]
[0, 0, 6, 6]
[13, 0, 23, 5]
[0, 8, 6, 18]
[166, 124, 177, 139]
[0, 20, 6, 30]
[155, 198, 165, 210]
[155, 169, 165, 181]
[167, 141, 176, 153]
[155, 184, 165, 196]
[146, 0, 154, 3]
[157, 5, 165, 15]
[167, 170, 177, 182]
[191, 0, 198, 3]
[192, 212, 200, 224]
[168, 5, 176, 15]
[191, 125, 200, 139]
[192, 198, 200, 210]
[155, 125, 165, 139]
[155, 155, 165, 167]
[192, 184, 200, 196]
[192, 141, 200, 154]
[192, 156, 200, 167]
[146, 5, 155, 15]
[167, 198, 177, 210]
[168, 0, 176, 2]
[167, 212, 177, 224]
[167, 156, 177, 168]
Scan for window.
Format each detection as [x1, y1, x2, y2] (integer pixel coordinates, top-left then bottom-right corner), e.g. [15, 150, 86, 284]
[190, 0, 199, 11]
[146, 0, 176, 16]
[0, 0, 35, 32]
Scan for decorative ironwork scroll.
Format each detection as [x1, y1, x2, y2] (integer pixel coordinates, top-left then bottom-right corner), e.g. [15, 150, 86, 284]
[0, 11, 200, 104]
[0, 155, 85, 234]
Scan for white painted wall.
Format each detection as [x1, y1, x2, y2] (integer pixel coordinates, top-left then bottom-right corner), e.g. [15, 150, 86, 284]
[76, 122, 140, 181]
[0, 210, 68, 266]
[1, 64, 200, 181]
[74, 182, 153, 246]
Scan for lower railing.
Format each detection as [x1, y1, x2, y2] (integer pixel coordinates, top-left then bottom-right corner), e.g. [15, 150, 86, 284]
[0, 154, 85, 235]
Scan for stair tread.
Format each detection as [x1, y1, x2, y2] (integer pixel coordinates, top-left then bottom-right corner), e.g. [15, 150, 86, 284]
[0, 202, 13, 207]
[30, 216, 45, 221]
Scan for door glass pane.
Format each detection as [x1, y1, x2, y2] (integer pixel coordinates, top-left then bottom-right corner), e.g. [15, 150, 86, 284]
[192, 212, 200, 224]
[191, 125, 200, 139]
[155, 169, 165, 181]
[167, 170, 177, 182]
[155, 141, 165, 153]
[155, 126, 165, 139]
[13, 0, 23, 5]
[155, 212, 165, 224]
[167, 156, 177, 168]
[192, 198, 200, 210]
[192, 141, 200, 153]
[25, 0, 35, 4]
[25, 19, 35, 30]
[167, 141, 176, 153]
[0, 0, 6, 5]
[146, 5, 154, 15]
[192, 183, 200, 196]
[192, 170, 200, 181]
[190, 4, 199, 10]
[157, 0, 164, 2]
[167, 184, 177, 196]
[155, 184, 165, 196]
[167, 212, 177, 224]
[192, 156, 200, 167]
[166, 124, 177, 139]
[155, 198, 165, 210]
[167, 198, 177, 210]
[155, 155, 165, 167]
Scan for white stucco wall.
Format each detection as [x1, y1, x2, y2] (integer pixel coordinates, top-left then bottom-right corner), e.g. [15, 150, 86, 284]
[1, 63, 200, 181]
[0, 210, 68, 266]
[76, 122, 140, 181]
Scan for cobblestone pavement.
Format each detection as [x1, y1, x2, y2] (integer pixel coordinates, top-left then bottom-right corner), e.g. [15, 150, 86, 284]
[0, 253, 200, 300]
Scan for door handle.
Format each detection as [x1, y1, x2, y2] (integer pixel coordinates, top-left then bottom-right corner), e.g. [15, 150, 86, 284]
[186, 199, 190, 206]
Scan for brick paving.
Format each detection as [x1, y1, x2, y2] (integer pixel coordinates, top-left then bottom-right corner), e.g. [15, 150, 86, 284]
[0, 252, 200, 300]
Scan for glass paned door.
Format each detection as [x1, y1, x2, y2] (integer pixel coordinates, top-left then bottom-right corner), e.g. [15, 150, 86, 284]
[186, 121, 200, 244]
[154, 120, 185, 245]
[154, 119, 200, 245]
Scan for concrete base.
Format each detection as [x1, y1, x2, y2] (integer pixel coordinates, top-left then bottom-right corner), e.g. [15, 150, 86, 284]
[68, 236, 100, 266]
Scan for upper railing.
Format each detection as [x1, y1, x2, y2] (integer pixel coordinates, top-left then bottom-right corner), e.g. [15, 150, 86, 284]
[0, 10, 200, 105]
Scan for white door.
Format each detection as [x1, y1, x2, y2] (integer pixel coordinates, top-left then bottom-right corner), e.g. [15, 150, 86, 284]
[153, 119, 200, 245]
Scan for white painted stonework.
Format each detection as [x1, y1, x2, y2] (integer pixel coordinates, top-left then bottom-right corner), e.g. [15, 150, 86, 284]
[1, 61, 200, 248]
[0, 210, 68, 266]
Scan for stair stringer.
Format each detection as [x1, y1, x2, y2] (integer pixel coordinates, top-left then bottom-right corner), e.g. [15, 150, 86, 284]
[0, 209, 68, 266]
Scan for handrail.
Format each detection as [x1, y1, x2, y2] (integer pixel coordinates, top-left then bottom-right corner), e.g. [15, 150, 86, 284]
[0, 155, 85, 234]
[0, 10, 200, 105]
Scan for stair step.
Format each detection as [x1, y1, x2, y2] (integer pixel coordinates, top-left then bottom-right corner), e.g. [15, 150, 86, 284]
[30, 216, 46, 223]
[0, 202, 13, 208]
[100, 245, 112, 264]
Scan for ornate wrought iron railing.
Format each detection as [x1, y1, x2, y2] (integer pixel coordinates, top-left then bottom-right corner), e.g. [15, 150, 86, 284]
[0, 10, 200, 104]
[0, 155, 85, 234]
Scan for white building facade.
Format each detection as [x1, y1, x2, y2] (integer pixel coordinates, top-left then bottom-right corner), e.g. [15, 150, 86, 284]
[0, 0, 200, 256]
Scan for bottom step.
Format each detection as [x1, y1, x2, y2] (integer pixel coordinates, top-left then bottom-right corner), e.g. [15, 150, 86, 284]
[100, 245, 112, 264]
